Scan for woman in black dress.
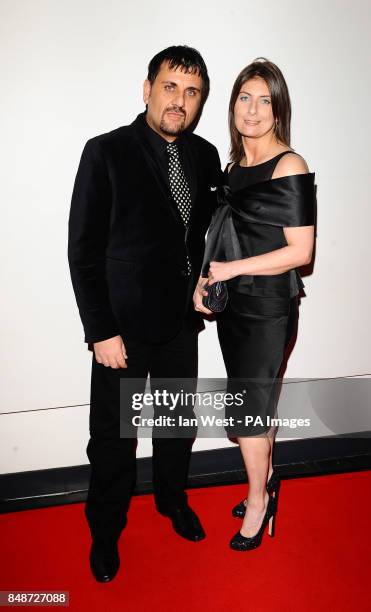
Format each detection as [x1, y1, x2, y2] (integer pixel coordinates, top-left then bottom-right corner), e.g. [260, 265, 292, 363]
[194, 58, 315, 551]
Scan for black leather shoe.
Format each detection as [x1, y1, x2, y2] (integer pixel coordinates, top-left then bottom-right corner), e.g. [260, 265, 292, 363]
[158, 505, 206, 541]
[89, 543, 120, 582]
[230, 496, 276, 551]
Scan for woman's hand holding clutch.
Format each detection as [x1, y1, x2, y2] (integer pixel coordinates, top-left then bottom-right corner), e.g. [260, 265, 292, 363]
[208, 260, 241, 284]
[193, 276, 213, 315]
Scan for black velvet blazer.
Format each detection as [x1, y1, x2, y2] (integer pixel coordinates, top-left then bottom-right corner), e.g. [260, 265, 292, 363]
[68, 113, 222, 345]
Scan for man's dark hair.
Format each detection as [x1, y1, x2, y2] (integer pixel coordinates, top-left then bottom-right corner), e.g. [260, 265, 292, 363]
[147, 45, 210, 106]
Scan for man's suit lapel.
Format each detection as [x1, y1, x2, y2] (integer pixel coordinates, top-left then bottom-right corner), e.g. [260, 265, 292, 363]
[182, 132, 200, 229]
[131, 115, 207, 234]
[132, 116, 185, 228]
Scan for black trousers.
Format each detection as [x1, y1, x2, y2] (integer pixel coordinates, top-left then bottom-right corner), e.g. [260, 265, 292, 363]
[85, 326, 198, 549]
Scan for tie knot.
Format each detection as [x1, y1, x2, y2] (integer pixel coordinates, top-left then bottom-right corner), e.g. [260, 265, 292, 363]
[166, 142, 179, 157]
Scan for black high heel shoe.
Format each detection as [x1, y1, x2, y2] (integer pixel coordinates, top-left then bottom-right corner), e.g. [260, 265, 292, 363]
[232, 469, 281, 518]
[230, 495, 276, 551]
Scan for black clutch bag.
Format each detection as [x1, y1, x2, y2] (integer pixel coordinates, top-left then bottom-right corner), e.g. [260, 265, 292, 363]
[202, 281, 228, 313]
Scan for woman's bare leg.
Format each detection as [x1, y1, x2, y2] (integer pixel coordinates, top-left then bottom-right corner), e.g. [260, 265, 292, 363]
[237, 435, 271, 537]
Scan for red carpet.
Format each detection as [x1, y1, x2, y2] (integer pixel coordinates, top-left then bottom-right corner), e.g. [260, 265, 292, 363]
[0, 471, 370, 611]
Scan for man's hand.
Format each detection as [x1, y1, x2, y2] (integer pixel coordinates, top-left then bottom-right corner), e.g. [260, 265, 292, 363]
[93, 335, 128, 369]
[193, 276, 213, 315]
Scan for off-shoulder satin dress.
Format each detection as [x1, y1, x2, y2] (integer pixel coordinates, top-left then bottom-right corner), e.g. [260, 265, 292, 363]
[204, 151, 315, 436]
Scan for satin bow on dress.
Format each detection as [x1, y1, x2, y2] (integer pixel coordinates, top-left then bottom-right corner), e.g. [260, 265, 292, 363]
[201, 173, 316, 297]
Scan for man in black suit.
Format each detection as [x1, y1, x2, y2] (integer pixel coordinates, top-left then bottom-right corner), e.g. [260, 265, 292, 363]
[68, 46, 221, 582]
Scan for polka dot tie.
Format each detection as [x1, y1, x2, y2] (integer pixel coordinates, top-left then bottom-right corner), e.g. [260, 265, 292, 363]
[167, 142, 192, 275]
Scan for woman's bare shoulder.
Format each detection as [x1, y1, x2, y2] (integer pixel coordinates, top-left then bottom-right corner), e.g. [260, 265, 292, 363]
[272, 152, 309, 179]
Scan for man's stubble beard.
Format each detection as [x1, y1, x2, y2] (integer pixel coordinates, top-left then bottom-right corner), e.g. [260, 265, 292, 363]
[160, 116, 186, 136]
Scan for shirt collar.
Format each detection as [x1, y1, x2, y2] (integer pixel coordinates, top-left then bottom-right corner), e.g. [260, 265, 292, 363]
[138, 111, 185, 156]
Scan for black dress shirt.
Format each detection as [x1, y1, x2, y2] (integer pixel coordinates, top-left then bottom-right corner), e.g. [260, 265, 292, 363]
[137, 111, 196, 201]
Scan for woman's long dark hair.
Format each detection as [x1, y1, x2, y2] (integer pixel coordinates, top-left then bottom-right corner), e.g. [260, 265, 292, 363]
[229, 58, 291, 163]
